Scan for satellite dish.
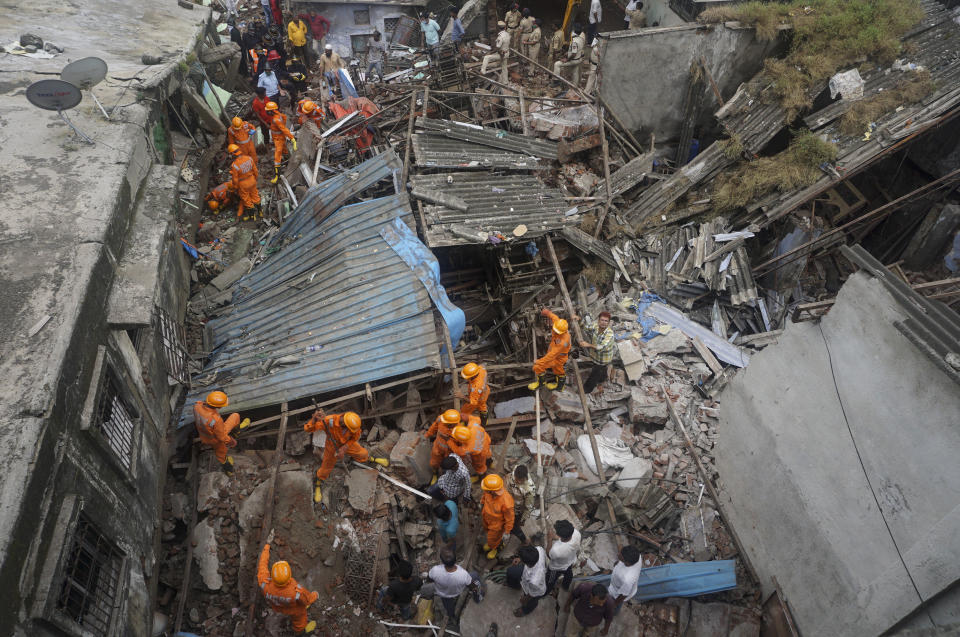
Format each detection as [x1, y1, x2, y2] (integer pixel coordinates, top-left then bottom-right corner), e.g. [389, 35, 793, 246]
[61, 57, 108, 90]
[26, 79, 82, 111]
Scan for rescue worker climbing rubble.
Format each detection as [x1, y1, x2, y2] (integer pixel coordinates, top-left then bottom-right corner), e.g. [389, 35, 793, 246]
[204, 181, 234, 214]
[193, 391, 250, 475]
[424, 408, 461, 479]
[258, 534, 318, 633]
[228, 143, 262, 220]
[480, 474, 515, 560]
[266, 100, 296, 184]
[447, 417, 491, 478]
[303, 409, 388, 503]
[227, 116, 257, 162]
[457, 362, 489, 426]
[529, 307, 572, 391]
[296, 98, 323, 127]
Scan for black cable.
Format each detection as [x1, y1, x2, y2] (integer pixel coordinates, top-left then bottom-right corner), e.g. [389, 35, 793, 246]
[817, 323, 935, 626]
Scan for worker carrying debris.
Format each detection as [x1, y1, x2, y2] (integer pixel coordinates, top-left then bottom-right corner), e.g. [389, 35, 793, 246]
[227, 116, 257, 162]
[457, 362, 489, 426]
[204, 181, 235, 214]
[424, 408, 461, 476]
[480, 473, 515, 559]
[529, 307, 571, 391]
[258, 534, 318, 634]
[448, 417, 492, 477]
[295, 98, 323, 127]
[303, 409, 388, 503]
[193, 391, 249, 475]
[228, 143, 262, 220]
[266, 100, 296, 184]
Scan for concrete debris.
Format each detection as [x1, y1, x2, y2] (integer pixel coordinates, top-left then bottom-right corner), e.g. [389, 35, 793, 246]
[345, 468, 379, 514]
[192, 517, 223, 590]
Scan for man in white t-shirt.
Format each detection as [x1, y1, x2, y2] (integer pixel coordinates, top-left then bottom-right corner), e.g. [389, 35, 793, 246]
[427, 549, 482, 622]
[607, 545, 642, 613]
[506, 544, 547, 616]
[547, 519, 581, 592]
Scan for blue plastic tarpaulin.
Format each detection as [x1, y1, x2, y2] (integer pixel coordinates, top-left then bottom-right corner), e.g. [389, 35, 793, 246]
[338, 69, 359, 99]
[381, 216, 465, 363]
[577, 560, 736, 602]
[633, 291, 667, 341]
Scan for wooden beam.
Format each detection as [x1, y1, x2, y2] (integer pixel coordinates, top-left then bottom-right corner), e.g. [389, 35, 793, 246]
[399, 89, 419, 186]
[443, 321, 462, 411]
[593, 104, 614, 239]
[494, 416, 519, 474]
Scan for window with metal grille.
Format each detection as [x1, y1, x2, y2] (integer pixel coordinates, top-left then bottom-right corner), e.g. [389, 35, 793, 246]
[155, 307, 190, 384]
[354, 8, 370, 25]
[56, 514, 124, 635]
[383, 17, 400, 34]
[93, 369, 136, 470]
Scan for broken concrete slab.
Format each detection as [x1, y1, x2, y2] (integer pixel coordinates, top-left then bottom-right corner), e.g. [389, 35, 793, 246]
[209, 257, 251, 291]
[588, 531, 620, 571]
[641, 329, 690, 356]
[389, 431, 433, 486]
[284, 430, 311, 456]
[628, 387, 668, 425]
[681, 504, 717, 562]
[546, 389, 585, 423]
[617, 339, 647, 381]
[346, 467, 379, 514]
[459, 582, 557, 637]
[197, 472, 229, 512]
[169, 492, 189, 521]
[615, 456, 654, 490]
[494, 396, 536, 418]
[192, 517, 222, 590]
[543, 502, 579, 530]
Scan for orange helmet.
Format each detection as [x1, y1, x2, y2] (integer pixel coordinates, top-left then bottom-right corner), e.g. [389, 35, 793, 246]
[481, 474, 503, 491]
[452, 425, 470, 442]
[271, 561, 291, 586]
[231, 116, 243, 129]
[553, 319, 569, 335]
[265, 101, 279, 111]
[206, 391, 228, 408]
[208, 200, 219, 211]
[227, 143, 241, 155]
[343, 412, 362, 432]
[301, 99, 316, 113]
[440, 409, 461, 424]
[461, 362, 481, 379]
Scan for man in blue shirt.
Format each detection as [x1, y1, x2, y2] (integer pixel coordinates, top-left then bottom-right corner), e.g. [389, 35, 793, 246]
[434, 500, 459, 550]
[450, 8, 465, 52]
[420, 13, 441, 54]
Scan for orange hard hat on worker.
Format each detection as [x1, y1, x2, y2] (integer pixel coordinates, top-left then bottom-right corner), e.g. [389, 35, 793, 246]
[301, 100, 316, 113]
[206, 391, 229, 408]
[553, 319, 569, 334]
[481, 474, 503, 491]
[452, 425, 471, 442]
[343, 411, 362, 432]
[461, 362, 481, 379]
[441, 409, 461, 424]
[232, 116, 243, 129]
[265, 101, 279, 111]
[208, 200, 219, 211]
[271, 561, 291, 586]
[227, 143, 241, 155]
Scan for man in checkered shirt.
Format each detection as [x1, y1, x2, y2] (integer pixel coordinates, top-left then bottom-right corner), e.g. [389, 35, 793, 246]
[579, 311, 615, 394]
[428, 454, 472, 502]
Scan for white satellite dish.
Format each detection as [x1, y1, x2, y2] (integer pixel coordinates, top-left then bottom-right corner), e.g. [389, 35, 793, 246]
[26, 79, 94, 144]
[61, 57, 110, 119]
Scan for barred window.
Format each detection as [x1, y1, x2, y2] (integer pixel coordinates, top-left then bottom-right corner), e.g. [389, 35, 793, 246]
[56, 514, 124, 634]
[354, 8, 370, 25]
[93, 369, 136, 470]
[383, 17, 400, 34]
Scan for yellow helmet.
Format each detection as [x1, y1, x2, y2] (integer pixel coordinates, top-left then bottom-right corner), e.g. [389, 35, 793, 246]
[440, 409, 461, 424]
[231, 116, 243, 129]
[343, 412, 362, 432]
[265, 101, 279, 111]
[208, 200, 219, 211]
[461, 362, 481, 379]
[301, 99, 316, 113]
[452, 425, 470, 442]
[271, 561, 291, 586]
[481, 474, 503, 491]
[206, 391, 229, 408]
[227, 143, 241, 155]
[553, 319, 569, 335]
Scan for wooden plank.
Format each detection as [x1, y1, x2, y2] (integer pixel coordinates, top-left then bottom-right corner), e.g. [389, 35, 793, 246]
[494, 415, 519, 474]
[443, 321, 462, 411]
[692, 336, 724, 377]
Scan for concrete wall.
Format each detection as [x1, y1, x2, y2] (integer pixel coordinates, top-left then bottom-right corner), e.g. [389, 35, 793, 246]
[598, 23, 783, 141]
[713, 272, 960, 636]
[306, 2, 421, 59]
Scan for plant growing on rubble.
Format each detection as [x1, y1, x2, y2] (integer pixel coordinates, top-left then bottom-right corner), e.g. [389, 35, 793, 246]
[711, 129, 837, 211]
[718, 134, 745, 160]
[700, 0, 925, 118]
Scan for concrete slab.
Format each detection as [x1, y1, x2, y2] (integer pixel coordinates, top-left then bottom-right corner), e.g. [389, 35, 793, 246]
[390, 430, 433, 486]
[192, 517, 223, 590]
[494, 396, 536, 418]
[459, 582, 558, 637]
[197, 472, 229, 512]
[345, 467, 379, 514]
[628, 387, 668, 425]
[209, 257, 252, 291]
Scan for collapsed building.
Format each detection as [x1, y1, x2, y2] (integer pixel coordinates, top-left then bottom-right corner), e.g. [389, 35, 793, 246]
[2, 0, 960, 635]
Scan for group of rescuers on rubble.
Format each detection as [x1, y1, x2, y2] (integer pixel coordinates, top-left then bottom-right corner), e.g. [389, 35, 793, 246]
[193, 309, 630, 634]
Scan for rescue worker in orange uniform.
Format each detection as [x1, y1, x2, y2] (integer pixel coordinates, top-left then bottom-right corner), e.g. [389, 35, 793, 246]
[193, 391, 250, 475]
[258, 537, 318, 633]
[303, 409, 389, 503]
[228, 144, 262, 220]
[205, 181, 235, 214]
[296, 98, 323, 127]
[266, 100, 296, 184]
[529, 308, 571, 392]
[480, 474, 515, 559]
[227, 116, 257, 162]
[424, 408, 461, 480]
[448, 418, 492, 478]
[457, 362, 490, 426]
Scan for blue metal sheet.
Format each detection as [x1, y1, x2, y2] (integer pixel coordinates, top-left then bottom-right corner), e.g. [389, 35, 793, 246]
[578, 560, 737, 601]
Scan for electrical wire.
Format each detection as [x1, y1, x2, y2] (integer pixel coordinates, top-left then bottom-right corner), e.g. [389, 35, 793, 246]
[817, 323, 935, 627]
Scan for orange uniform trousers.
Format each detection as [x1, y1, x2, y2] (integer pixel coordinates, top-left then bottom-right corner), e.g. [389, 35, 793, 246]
[230, 154, 260, 218]
[459, 369, 489, 419]
[258, 544, 317, 632]
[271, 113, 294, 168]
[424, 417, 455, 470]
[481, 490, 515, 549]
[305, 413, 369, 480]
[533, 311, 571, 375]
[193, 402, 240, 463]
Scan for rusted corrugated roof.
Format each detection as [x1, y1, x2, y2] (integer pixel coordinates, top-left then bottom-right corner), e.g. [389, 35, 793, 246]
[412, 133, 549, 169]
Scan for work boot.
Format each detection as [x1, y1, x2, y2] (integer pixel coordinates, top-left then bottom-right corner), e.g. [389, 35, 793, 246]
[370, 457, 389, 467]
[486, 547, 498, 560]
[221, 458, 234, 476]
[238, 418, 251, 429]
[527, 374, 546, 391]
[314, 478, 323, 503]
[256, 203, 264, 219]
[270, 167, 280, 184]
[545, 375, 559, 391]
[553, 375, 566, 392]
[483, 543, 491, 552]
[430, 474, 438, 486]
[479, 411, 488, 427]
[304, 620, 317, 633]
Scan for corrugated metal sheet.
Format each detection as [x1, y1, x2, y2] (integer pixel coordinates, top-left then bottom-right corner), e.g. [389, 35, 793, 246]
[181, 189, 442, 424]
[416, 117, 559, 159]
[410, 172, 579, 246]
[412, 133, 547, 169]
